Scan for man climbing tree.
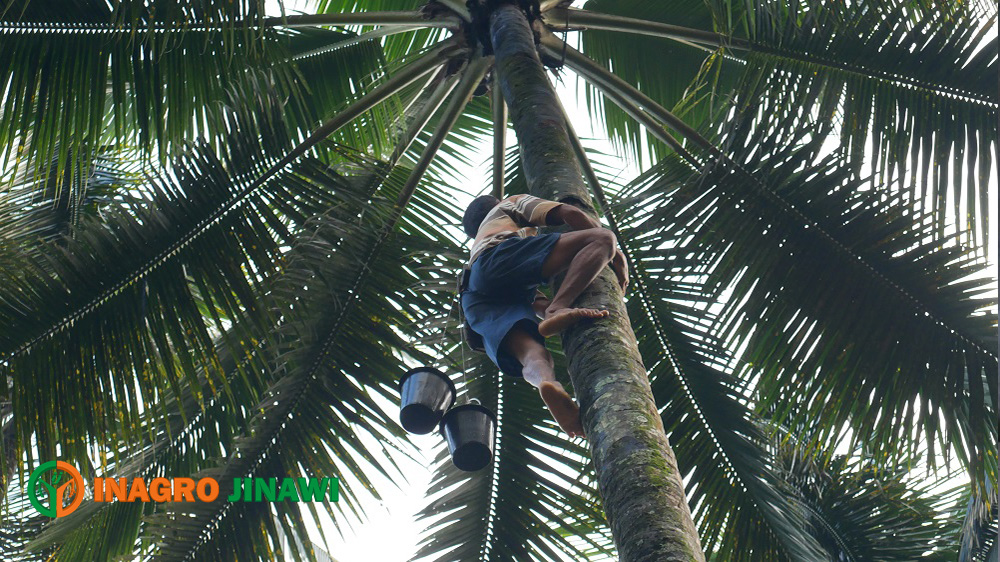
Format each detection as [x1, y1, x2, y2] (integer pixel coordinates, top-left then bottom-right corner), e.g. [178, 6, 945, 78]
[460, 193, 629, 437]
[486, 3, 707, 559]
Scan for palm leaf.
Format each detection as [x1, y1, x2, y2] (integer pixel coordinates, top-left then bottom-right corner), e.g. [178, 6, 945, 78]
[625, 101, 997, 491]
[0, 37, 452, 454]
[0, 6, 397, 194]
[0, 147, 148, 253]
[605, 158, 825, 560]
[16, 154, 439, 560]
[142, 59, 489, 560]
[559, 0, 997, 247]
[726, 0, 997, 248]
[774, 435, 962, 560]
[575, 0, 741, 163]
[0, 107, 296, 465]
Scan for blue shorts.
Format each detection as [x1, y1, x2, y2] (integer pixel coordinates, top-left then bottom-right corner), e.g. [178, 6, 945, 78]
[461, 233, 561, 377]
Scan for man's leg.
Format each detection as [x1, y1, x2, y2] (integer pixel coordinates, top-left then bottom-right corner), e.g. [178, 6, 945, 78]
[503, 328, 585, 437]
[537, 228, 616, 337]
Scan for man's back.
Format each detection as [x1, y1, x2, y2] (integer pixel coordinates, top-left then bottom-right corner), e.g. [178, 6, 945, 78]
[468, 194, 561, 265]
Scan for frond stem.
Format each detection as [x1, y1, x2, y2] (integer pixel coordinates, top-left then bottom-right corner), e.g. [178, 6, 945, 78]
[544, 8, 996, 108]
[0, 12, 459, 33]
[490, 81, 507, 198]
[267, 11, 460, 28]
[539, 30, 702, 165]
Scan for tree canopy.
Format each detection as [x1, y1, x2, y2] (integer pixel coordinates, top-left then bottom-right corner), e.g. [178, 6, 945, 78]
[0, 0, 996, 560]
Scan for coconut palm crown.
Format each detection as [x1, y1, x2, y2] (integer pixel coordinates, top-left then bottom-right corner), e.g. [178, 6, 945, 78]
[0, 0, 996, 560]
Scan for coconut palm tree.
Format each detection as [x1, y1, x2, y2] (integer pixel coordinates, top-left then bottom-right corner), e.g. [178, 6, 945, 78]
[0, 0, 996, 560]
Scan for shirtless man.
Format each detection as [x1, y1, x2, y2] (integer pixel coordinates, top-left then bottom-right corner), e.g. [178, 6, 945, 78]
[460, 194, 628, 437]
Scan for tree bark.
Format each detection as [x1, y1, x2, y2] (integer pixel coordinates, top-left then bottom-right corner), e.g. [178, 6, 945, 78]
[488, 4, 705, 561]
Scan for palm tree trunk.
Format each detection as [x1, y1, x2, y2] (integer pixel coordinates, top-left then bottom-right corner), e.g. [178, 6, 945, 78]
[488, 4, 705, 561]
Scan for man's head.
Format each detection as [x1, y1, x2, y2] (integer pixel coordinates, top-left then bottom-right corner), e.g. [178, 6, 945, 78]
[462, 194, 500, 239]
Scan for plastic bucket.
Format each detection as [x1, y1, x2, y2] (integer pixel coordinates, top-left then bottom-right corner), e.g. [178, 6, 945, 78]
[398, 367, 456, 434]
[439, 403, 497, 472]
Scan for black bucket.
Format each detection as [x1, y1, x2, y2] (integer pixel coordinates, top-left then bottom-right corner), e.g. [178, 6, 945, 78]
[399, 367, 456, 434]
[439, 403, 497, 472]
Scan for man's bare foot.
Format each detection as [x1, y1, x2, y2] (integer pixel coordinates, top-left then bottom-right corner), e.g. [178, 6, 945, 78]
[538, 308, 608, 338]
[538, 381, 585, 437]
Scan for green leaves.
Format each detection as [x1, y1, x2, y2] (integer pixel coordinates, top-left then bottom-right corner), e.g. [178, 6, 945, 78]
[0, 5, 390, 199]
[725, 0, 998, 248]
[578, 0, 740, 163]
[611, 157, 824, 560]
[609, 66, 995, 554]
[0, 117, 287, 465]
[775, 438, 959, 561]
[619, 99, 997, 490]
[566, 0, 996, 247]
[0, 1, 994, 560]
[13, 152, 456, 561]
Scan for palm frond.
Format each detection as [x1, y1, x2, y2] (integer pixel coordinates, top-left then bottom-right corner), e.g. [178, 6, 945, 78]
[774, 435, 962, 560]
[143, 174, 446, 561]
[0, 37, 451, 362]
[143, 59, 490, 560]
[622, 101, 997, 492]
[561, 0, 997, 247]
[0, 104, 297, 465]
[16, 58, 488, 560]
[2, 0, 270, 30]
[0, 147, 147, 250]
[25, 310, 271, 560]
[573, 0, 740, 163]
[0, 45, 448, 468]
[563, 106, 823, 558]
[728, 0, 997, 249]
[0, 7, 403, 193]
[13, 155, 433, 560]
[610, 158, 825, 560]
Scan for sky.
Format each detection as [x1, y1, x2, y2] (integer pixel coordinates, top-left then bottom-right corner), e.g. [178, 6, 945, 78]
[263, 4, 999, 561]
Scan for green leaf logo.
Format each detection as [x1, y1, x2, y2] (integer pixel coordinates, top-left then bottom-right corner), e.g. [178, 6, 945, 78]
[28, 461, 85, 518]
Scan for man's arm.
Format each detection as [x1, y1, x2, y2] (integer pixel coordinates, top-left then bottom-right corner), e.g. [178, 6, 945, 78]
[547, 203, 630, 292]
[504, 195, 629, 291]
[545, 204, 602, 231]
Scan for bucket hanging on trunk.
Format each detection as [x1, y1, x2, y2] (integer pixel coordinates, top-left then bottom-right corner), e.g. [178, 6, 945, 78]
[398, 366, 456, 434]
[439, 402, 497, 472]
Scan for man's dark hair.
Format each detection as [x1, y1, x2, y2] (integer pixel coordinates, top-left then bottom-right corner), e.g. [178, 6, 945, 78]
[462, 194, 500, 238]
